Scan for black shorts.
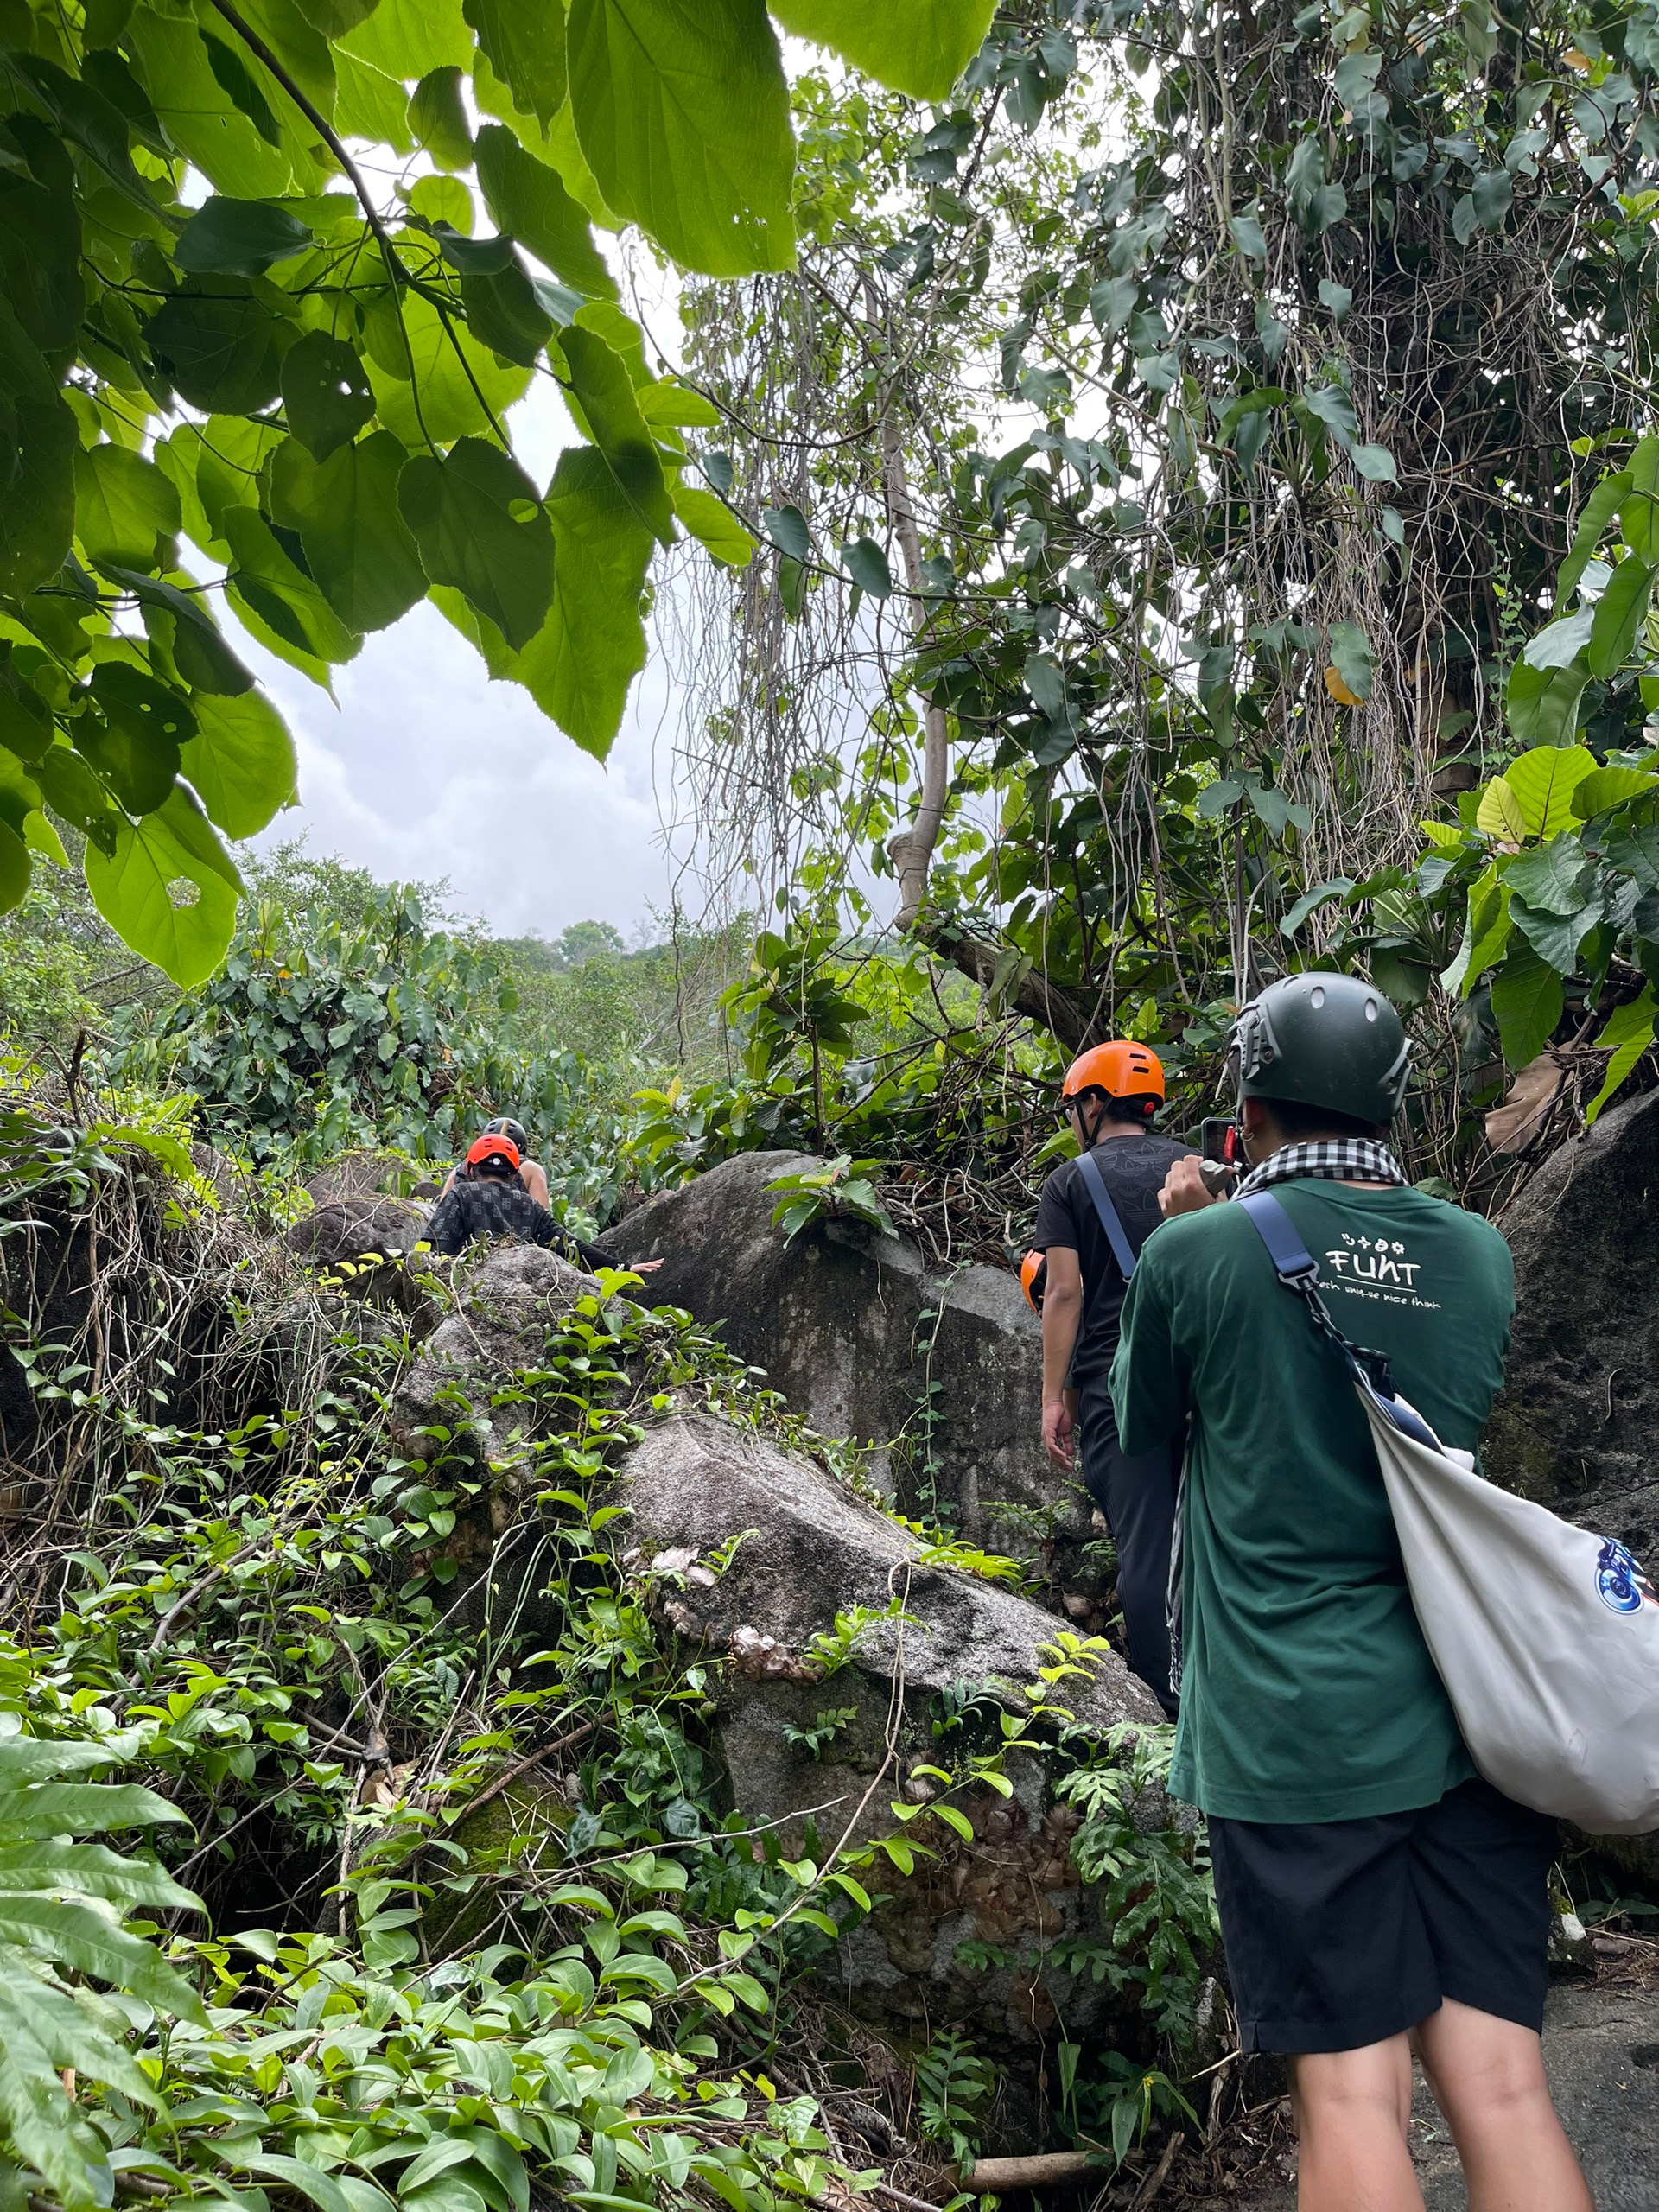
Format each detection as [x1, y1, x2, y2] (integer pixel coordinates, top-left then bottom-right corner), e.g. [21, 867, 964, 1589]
[1209, 1776, 1558, 2056]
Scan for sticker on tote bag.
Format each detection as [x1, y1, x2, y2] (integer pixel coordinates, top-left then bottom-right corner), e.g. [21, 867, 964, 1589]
[1595, 1539, 1659, 1616]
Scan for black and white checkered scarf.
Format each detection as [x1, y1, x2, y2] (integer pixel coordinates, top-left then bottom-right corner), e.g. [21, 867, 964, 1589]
[1233, 1137, 1408, 1199]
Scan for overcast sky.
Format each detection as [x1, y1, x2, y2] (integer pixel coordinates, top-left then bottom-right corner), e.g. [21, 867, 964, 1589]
[241, 320, 697, 947]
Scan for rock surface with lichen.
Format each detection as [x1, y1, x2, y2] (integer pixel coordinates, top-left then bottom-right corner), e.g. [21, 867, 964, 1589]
[614, 1411, 1173, 2053]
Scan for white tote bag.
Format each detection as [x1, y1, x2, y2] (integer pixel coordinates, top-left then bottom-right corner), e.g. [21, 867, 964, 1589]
[1241, 1191, 1659, 1834]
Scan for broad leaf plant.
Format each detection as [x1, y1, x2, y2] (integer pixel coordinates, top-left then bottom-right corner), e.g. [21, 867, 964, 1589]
[0, 0, 995, 986]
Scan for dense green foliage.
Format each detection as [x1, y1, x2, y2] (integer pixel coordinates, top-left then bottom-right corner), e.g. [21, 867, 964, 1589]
[0, 1088, 1220, 2208]
[677, 0, 1659, 1168]
[0, 0, 1000, 986]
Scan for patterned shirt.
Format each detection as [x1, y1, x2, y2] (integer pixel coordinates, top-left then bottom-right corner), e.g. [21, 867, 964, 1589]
[425, 1174, 618, 1272]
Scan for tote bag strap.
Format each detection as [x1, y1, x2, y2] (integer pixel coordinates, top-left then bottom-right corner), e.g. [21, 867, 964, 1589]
[1077, 1148, 1141, 1283]
[1236, 1191, 1441, 1451]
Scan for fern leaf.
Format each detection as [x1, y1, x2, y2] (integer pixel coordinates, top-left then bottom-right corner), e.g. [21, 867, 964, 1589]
[0, 1987, 110, 2209]
[0, 1841, 201, 1911]
[0, 1782, 191, 1841]
[0, 1742, 119, 1789]
[0, 1960, 158, 2108]
[0, 1897, 207, 2023]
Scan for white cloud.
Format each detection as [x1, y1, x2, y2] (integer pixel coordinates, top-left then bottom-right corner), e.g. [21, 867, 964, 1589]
[241, 355, 696, 941]
[246, 598, 681, 939]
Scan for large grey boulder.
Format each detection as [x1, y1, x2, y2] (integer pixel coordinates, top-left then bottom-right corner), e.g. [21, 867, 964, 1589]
[1482, 1090, 1659, 1886]
[1484, 1085, 1659, 1558]
[616, 1413, 1172, 2055]
[607, 1151, 1065, 1541]
[389, 1243, 601, 1466]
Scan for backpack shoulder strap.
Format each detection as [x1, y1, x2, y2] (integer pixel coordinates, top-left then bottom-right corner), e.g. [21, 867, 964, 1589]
[1076, 1147, 1141, 1282]
[1237, 1190, 1319, 1282]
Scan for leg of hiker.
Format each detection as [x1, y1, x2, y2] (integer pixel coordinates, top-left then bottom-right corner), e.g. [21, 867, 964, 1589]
[1414, 2000, 1591, 2212]
[1288, 2036, 1422, 2212]
[1077, 1389, 1179, 1714]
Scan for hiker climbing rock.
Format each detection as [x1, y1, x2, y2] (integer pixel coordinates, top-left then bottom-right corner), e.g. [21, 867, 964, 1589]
[1113, 974, 1591, 2212]
[1030, 1040, 1193, 1716]
[427, 1129, 658, 1274]
[438, 1116, 550, 1205]
[431, 1122, 664, 1278]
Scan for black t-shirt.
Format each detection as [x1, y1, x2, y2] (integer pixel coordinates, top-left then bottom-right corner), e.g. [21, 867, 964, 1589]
[1031, 1133, 1194, 1393]
[426, 1173, 618, 1272]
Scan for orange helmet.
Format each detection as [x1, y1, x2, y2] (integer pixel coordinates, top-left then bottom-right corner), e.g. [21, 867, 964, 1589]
[1020, 1249, 1047, 1313]
[1061, 1041, 1165, 1104]
[467, 1132, 520, 1173]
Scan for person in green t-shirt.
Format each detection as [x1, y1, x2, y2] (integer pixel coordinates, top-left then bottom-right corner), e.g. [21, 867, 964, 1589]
[1109, 972, 1588, 2212]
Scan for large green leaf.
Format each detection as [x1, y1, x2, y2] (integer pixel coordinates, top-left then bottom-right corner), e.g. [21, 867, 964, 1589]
[79, 664, 196, 812]
[1490, 941, 1565, 1067]
[557, 324, 673, 540]
[35, 747, 124, 854]
[1505, 660, 1588, 748]
[0, 1981, 105, 2210]
[0, 818, 28, 913]
[146, 285, 288, 414]
[0, 1895, 207, 2021]
[84, 786, 241, 988]
[768, 0, 995, 98]
[361, 289, 531, 447]
[1586, 985, 1657, 1121]
[0, 173, 85, 356]
[409, 65, 474, 168]
[464, 0, 567, 123]
[529, 441, 654, 754]
[671, 484, 753, 566]
[174, 195, 315, 276]
[0, 395, 78, 593]
[1573, 766, 1659, 818]
[1503, 743, 1599, 836]
[0, 1842, 199, 1911]
[565, 0, 795, 276]
[458, 258, 556, 366]
[280, 329, 377, 461]
[181, 689, 297, 838]
[1587, 556, 1654, 678]
[474, 124, 617, 298]
[1440, 864, 1510, 995]
[1502, 836, 1591, 914]
[397, 438, 553, 649]
[270, 431, 428, 632]
[98, 565, 257, 697]
[126, 12, 296, 198]
[223, 507, 363, 678]
[1508, 891, 1601, 972]
[1622, 435, 1659, 563]
[74, 445, 181, 568]
[1558, 468, 1631, 601]
[0, 1778, 194, 1840]
[338, 0, 473, 78]
[0, 1742, 121, 1789]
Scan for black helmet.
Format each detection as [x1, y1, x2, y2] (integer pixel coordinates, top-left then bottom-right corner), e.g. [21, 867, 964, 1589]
[1230, 973, 1411, 1127]
[484, 1116, 528, 1154]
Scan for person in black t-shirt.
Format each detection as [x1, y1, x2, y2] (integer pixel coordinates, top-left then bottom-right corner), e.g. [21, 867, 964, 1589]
[426, 1131, 624, 1272]
[1031, 1041, 1192, 1713]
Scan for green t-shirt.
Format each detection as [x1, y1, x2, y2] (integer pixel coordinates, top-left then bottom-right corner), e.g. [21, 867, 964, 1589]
[1109, 1180, 1515, 1823]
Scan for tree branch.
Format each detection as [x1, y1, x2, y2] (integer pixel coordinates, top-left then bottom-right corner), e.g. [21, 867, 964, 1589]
[918, 916, 1096, 1052]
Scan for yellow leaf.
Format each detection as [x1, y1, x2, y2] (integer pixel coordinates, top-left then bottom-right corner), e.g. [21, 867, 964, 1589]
[1562, 45, 1592, 69]
[1324, 664, 1363, 707]
[1475, 776, 1528, 842]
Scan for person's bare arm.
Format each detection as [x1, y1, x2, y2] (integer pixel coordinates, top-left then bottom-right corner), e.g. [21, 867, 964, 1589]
[1040, 1246, 1084, 1469]
[520, 1158, 550, 1207]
